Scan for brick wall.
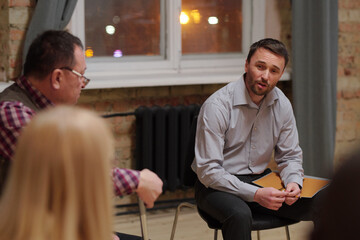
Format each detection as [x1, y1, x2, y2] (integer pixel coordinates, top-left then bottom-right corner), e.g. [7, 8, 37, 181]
[0, 0, 34, 81]
[0, 0, 9, 81]
[335, 0, 360, 166]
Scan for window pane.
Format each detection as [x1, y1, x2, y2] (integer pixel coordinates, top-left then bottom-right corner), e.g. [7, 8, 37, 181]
[181, 0, 242, 55]
[85, 0, 161, 58]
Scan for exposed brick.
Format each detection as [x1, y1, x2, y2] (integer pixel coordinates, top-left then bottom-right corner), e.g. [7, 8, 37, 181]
[113, 100, 136, 113]
[101, 88, 137, 100]
[135, 86, 170, 98]
[334, 140, 360, 167]
[346, 98, 360, 112]
[115, 148, 132, 162]
[170, 85, 202, 96]
[202, 84, 224, 95]
[114, 135, 132, 149]
[339, 22, 360, 33]
[8, 67, 20, 80]
[8, 40, 22, 56]
[112, 115, 135, 135]
[9, 28, 25, 40]
[336, 122, 357, 141]
[9, 7, 31, 25]
[9, 0, 35, 7]
[77, 89, 102, 103]
[343, 111, 357, 121]
[94, 101, 113, 114]
[339, 0, 360, 9]
[0, 68, 6, 82]
[183, 95, 207, 105]
[338, 9, 360, 22]
[338, 55, 355, 68]
[9, 55, 20, 68]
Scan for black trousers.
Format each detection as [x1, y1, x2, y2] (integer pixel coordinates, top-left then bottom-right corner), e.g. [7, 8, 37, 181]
[114, 232, 142, 240]
[0, 157, 10, 196]
[195, 170, 320, 240]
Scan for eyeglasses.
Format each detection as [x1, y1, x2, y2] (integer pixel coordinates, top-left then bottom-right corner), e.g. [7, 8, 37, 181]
[60, 67, 90, 86]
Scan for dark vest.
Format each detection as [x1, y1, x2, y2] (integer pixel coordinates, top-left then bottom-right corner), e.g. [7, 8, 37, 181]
[0, 83, 41, 195]
[0, 83, 41, 112]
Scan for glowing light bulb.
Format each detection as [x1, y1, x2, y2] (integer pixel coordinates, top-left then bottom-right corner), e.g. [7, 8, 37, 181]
[191, 10, 201, 24]
[105, 25, 116, 35]
[208, 16, 218, 25]
[85, 48, 93, 58]
[180, 11, 190, 25]
[113, 49, 123, 58]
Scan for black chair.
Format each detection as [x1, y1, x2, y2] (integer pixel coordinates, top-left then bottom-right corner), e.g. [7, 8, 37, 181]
[170, 116, 299, 240]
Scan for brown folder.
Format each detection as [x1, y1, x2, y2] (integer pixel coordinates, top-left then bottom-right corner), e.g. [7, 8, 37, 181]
[252, 172, 329, 198]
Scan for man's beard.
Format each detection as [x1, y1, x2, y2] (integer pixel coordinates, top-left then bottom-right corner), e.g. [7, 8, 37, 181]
[249, 79, 275, 96]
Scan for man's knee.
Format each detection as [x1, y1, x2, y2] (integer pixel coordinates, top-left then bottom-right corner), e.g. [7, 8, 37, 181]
[221, 207, 253, 240]
[223, 204, 252, 227]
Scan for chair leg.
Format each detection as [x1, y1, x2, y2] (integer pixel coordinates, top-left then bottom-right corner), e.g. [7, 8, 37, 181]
[285, 225, 291, 240]
[255, 226, 290, 240]
[138, 198, 149, 240]
[214, 229, 218, 240]
[170, 202, 196, 240]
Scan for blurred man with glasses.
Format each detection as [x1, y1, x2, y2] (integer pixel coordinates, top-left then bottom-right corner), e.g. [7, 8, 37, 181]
[0, 31, 162, 223]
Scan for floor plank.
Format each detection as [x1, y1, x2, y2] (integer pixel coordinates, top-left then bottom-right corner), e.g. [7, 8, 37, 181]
[114, 207, 313, 240]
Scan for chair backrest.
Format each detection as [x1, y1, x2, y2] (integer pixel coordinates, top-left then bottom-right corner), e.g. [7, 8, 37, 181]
[183, 115, 198, 187]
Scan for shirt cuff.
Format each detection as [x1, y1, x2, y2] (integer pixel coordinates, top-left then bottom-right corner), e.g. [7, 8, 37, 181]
[113, 168, 140, 197]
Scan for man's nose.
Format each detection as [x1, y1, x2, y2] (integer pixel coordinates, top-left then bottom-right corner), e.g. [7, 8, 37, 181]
[262, 69, 269, 81]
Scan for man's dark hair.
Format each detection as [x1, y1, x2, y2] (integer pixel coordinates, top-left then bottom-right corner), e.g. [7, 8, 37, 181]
[246, 38, 289, 68]
[23, 30, 83, 79]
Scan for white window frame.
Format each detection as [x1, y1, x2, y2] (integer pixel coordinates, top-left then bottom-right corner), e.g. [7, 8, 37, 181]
[69, 0, 276, 89]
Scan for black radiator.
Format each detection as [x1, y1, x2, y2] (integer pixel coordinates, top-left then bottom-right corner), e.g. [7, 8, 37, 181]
[135, 104, 200, 192]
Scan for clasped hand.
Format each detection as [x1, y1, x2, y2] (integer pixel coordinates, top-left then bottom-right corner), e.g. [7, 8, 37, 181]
[254, 182, 301, 210]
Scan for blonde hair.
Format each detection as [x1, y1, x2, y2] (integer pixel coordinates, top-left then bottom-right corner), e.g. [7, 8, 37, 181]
[0, 106, 114, 240]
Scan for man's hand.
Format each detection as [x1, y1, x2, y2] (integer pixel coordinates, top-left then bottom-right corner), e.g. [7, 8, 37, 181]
[254, 187, 288, 210]
[135, 169, 163, 208]
[284, 182, 301, 206]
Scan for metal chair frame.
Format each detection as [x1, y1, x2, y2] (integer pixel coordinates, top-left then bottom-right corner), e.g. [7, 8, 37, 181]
[170, 201, 294, 240]
[138, 198, 149, 240]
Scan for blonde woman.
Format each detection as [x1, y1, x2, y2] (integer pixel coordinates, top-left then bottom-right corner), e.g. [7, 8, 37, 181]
[0, 106, 126, 240]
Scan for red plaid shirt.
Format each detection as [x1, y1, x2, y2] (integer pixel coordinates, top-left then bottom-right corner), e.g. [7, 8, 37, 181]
[0, 76, 52, 161]
[0, 76, 139, 196]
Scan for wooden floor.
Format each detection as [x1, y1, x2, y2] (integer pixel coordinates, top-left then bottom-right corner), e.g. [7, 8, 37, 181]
[113, 207, 314, 240]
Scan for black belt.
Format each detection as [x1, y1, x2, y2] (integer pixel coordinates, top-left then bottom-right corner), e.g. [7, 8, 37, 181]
[235, 168, 272, 184]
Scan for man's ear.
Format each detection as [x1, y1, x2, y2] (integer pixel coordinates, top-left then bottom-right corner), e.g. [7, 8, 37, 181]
[245, 60, 249, 73]
[50, 69, 62, 90]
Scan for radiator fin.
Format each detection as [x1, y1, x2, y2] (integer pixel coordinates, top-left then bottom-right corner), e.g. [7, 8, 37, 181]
[135, 104, 200, 192]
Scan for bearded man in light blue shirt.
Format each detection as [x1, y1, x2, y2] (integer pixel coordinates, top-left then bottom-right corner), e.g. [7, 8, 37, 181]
[192, 38, 317, 240]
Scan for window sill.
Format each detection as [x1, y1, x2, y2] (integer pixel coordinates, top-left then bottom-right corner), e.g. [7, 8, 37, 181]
[0, 82, 11, 92]
[0, 69, 291, 91]
[84, 67, 291, 90]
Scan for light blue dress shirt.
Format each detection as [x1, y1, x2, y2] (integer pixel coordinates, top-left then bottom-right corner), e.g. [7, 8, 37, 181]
[192, 76, 304, 202]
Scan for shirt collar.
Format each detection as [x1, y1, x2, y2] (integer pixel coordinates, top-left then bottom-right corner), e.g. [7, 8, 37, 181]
[233, 73, 279, 108]
[16, 76, 54, 109]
